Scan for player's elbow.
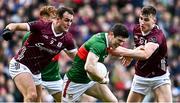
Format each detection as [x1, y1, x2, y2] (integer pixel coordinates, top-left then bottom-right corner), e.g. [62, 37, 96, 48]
[139, 52, 151, 60]
[140, 43, 159, 60]
[141, 46, 158, 60]
[144, 53, 151, 59]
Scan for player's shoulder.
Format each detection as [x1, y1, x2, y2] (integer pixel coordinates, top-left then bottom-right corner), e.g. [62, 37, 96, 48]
[93, 32, 106, 39]
[28, 20, 52, 27]
[151, 25, 164, 36]
[86, 33, 106, 46]
[92, 34, 107, 47]
[151, 25, 165, 39]
[149, 25, 166, 44]
[63, 32, 74, 42]
[64, 32, 73, 38]
[65, 32, 73, 36]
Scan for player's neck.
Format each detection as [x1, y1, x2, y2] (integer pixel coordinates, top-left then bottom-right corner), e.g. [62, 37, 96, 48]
[53, 22, 63, 34]
[52, 23, 64, 37]
[142, 24, 155, 36]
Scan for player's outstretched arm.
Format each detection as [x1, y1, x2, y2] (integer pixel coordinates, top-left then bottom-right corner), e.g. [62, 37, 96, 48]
[6, 23, 28, 32]
[1, 23, 28, 41]
[109, 42, 159, 60]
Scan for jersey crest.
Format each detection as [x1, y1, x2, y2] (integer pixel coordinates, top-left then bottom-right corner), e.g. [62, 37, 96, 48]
[149, 36, 157, 43]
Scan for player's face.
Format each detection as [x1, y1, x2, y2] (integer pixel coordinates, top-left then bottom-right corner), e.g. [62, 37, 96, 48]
[110, 33, 127, 49]
[139, 14, 156, 33]
[58, 11, 73, 32]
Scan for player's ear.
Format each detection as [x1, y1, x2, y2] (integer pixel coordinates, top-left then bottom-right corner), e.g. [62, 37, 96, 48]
[111, 32, 115, 38]
[109, 31, 114, 37]
[56, 17, 62, 24]
[108, 31, 114, 41]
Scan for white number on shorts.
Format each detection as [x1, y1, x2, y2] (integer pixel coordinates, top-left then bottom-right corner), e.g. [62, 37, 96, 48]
[161, 58, 166, 71]
[15, 63, 20, 70]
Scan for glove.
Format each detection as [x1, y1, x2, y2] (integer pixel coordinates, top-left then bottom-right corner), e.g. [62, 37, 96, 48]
[1, 28, 14, 41]
[99, 72, 109, 84]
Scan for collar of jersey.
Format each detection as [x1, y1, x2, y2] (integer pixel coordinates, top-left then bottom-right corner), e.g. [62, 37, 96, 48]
[51, 23, 63, 37]
[105, 33, 109, 48]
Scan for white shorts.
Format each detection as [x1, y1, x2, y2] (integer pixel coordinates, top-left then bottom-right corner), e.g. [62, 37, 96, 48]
[62, 74, 96, 102]
[131, 71, 171, 95]
[42, 79, 63, 95]
[9, 58, 42, 85]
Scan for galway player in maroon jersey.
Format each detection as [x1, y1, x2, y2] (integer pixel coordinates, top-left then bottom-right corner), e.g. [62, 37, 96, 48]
[1, 7, 77, 102]
[109, 6, 172, 102]
[126, 6, 172, 102]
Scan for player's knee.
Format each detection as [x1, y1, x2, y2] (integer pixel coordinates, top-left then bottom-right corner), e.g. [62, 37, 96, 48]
[26, 92, 38, 101]
[103, 96, 118, 102]
[52, 92, 62, 102]
[158, 96, 172, 102]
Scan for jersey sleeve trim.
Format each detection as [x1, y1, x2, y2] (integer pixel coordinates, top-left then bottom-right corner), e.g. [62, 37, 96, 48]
[67, 48, 77, 53]
[77, 46, 88, 61]
[105, 33, 109, 48]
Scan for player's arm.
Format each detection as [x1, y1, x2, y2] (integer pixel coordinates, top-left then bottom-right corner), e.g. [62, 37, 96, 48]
[135, 42, 159, 59]
[85, 52, 106, 82]
[110, 42, 159, 60]
[1, 23, 29, 41]
[64, 38, 78, 60]
[6, 23, 29, 31]
[64, 49, 77, 60]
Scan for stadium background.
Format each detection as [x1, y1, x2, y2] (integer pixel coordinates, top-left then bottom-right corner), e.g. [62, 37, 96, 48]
[0, 0, 179, 102]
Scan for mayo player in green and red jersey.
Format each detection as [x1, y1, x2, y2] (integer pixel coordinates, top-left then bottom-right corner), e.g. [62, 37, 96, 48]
[62, 23, 129, 102]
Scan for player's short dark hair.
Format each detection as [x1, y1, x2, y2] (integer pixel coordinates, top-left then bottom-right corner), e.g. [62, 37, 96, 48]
[56, 7, 74, 18]
[141, 6, 156, 16]
[110, 23, 129, 38]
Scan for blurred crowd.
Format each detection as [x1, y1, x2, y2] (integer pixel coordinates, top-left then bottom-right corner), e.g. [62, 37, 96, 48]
[0, 0, 179, 102]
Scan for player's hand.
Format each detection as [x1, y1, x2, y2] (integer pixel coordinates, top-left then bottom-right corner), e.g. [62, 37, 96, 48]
[120, 56, 132, 67]
[1, 28, 14, 41]
[99, 72, 109, 84]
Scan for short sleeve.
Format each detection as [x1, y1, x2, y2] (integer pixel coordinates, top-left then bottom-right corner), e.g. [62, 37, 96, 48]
[64, 33, 77, 52]
[28, 21, 42, 32]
